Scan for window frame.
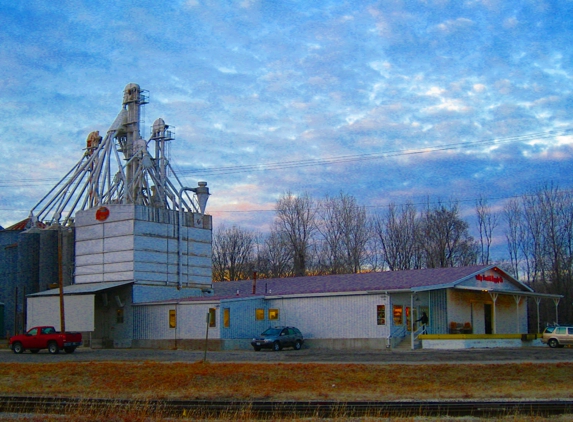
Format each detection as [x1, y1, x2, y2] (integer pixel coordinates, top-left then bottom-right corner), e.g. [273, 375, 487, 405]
[255, 308, 265, 321]
[376, 304, 386, 325]
[268, 308, 280, 321]
[209, 308, 217, 328]
[393, 305, 403, 325]
[116, 308, 124, 324]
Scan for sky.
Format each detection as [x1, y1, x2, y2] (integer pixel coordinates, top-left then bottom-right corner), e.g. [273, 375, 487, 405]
[1, 0, 572, 259]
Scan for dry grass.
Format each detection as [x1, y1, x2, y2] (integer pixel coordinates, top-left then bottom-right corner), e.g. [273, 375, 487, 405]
[2, 361, 573, 401]
[1, 361, 573, 421]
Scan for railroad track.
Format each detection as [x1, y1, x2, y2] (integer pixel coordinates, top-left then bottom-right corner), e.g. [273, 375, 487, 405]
[1, 396, 573, 418]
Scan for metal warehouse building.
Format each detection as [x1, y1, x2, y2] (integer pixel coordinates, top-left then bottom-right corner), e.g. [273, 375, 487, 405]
[130, 265, 562, 350]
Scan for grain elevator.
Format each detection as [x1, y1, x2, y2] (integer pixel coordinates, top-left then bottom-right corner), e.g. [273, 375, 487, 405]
[23, 84, 212, 347]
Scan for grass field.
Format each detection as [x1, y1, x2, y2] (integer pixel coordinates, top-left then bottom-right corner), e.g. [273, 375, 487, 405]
[1, 361, 573, 421]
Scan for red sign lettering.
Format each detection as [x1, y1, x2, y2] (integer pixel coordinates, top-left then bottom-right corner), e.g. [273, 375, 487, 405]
[475, 274, 503, 283]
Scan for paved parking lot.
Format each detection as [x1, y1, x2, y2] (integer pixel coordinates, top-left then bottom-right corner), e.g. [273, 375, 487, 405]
[2, 345, 573, 364]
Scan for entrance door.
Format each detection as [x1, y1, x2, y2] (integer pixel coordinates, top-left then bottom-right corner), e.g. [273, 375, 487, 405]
[484, 303, 493, 334]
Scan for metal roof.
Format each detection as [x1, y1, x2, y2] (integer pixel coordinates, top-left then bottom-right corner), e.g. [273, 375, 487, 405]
[4, 218, 46, 231]
[210, 265, 494, 298]
[27, 281, 133, 297]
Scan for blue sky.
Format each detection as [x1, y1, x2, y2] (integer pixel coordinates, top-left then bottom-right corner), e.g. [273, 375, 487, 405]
[1, 1, 572, 257]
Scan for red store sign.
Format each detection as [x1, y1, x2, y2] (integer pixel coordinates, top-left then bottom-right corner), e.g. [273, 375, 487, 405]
[475, 274, 503, 283]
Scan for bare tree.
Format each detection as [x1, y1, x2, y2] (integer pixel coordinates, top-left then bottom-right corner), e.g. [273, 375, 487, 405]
[476, 196, 499, 265]
[374, 202, 420, 271]
[257, 229, 292, 278]
[317, 192, 371, 274]
[212, 225, 255, 281]
[274, 191, 318, 277]
[503, 198, 524, 279]
[421, 201, 478, 268]
[503, 185, 573, 326]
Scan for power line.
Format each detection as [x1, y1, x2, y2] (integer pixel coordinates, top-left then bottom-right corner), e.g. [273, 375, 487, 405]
[0, 129, 570, 187]
[177, 129, 572, 177]
[207, 187, 573, 215]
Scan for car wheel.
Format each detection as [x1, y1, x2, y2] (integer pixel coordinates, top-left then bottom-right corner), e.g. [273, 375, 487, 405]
[48, 341, 60, 354]
[272, 341, 282, 351]
[12, 342, 24, 354]
[294, 340, 302, 350]
[30, 349, 40, 354]
[253, 346, 261, 352]
[548, 338, 559, 348]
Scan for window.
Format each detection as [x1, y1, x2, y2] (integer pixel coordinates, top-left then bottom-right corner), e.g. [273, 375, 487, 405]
[116, 308, 124, 324]
[393, 305, 403, 325]
[169, 310, 176, 328]
[556, 327, 566, 334]
[255, 308, 265, 320]
[28, 328, 38, 336]
[209, 308, 216, 327]
[376, 305, 386, 325]
[268, 308, 279, 320]
[223, 308, 230, 328]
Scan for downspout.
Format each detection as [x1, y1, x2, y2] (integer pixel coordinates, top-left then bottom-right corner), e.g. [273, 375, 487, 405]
[178, 191, 184, 290]
[178, 187, 193, 290]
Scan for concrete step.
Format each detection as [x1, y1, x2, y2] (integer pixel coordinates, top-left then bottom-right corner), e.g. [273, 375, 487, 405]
[393, 337, 422, 350]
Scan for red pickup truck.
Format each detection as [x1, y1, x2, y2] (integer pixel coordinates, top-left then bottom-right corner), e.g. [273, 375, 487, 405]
[9, 326, 82, 354]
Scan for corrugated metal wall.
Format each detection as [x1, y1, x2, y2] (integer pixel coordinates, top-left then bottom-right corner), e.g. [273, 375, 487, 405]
[218, 297, 267, 339]
[134, 294, 392, 343]
[75, 204, 212, 287]
[27, 294, 95, 332]
[430, 289, 448, 334]
[0, 228, 73, 336]
[266, 294, 390, 340]
[0, 230, 22, 336]
[133, 301, 221, 340]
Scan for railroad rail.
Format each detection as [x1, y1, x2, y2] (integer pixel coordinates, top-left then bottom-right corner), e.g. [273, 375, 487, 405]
[1, 396, 573, 419]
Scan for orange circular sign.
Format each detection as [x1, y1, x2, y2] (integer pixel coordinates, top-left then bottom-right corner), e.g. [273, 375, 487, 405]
[95, 207, 110, 221]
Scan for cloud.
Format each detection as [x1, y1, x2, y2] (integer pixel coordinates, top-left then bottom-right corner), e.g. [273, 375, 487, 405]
[435, 17, 475, 34]
[0, 1, 572, 267]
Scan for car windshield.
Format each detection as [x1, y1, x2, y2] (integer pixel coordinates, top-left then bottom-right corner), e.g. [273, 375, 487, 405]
[261, 328, 282, 337]
[544, 327, 556, 334]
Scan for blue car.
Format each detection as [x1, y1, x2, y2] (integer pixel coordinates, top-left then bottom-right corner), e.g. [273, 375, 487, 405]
[251, 326, 304, 351]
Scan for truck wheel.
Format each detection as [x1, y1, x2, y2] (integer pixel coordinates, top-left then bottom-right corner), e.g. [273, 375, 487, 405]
[64, 347, 76, 354]
[12, 342, 24, 354]
[48, 341, 60, 354]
